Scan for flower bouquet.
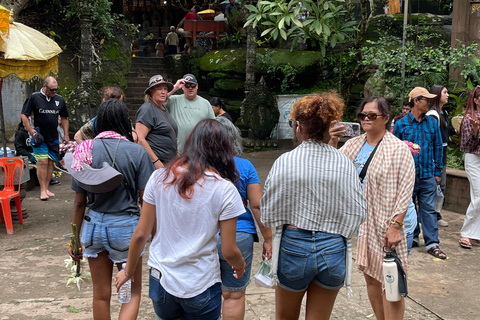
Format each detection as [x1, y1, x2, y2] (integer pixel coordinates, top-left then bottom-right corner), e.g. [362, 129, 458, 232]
[404, 141, 421, 156]
[65, 223, 90, 290]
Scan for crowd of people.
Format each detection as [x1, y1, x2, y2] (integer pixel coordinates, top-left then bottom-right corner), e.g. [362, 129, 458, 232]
[14, 74, 480, 320]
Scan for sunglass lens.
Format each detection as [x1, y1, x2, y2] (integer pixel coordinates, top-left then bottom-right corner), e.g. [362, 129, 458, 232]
[288, 119, 293, 127]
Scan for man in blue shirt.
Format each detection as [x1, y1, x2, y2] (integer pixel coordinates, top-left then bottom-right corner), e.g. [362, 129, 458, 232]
[393, 87, 446, 259]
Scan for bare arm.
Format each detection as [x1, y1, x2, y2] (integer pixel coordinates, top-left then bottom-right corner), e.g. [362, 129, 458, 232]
[247, 183, 272, 259]
[135, 122, 164, 169]
[220, 218, 245, 278]
[69, 192, 87, 261]
[167, 79, 186, 99]
[115, 202, 156, 289]
[60, 117, 69, 143]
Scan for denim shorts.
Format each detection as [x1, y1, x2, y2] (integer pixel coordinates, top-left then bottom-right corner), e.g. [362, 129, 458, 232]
[277, 227, 346, 292]
[217, 232, 254, 292]
[81, 209, 143, 263]
[149, 268, 222, 320]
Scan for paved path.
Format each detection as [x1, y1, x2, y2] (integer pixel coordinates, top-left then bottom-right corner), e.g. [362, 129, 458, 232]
[0, 150, 478, 319]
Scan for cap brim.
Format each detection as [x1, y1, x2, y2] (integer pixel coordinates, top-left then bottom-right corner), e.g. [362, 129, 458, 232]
[424, 93, 437, 98]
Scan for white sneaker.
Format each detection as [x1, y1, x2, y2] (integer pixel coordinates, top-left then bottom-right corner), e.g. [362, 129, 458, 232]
[437, 219, 449, 227]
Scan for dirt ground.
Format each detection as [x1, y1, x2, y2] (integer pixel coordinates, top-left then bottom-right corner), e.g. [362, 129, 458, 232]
[0, 149, 479, 320]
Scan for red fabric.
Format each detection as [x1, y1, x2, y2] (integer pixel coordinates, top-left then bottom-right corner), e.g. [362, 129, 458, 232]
[185, 12, 197, 20]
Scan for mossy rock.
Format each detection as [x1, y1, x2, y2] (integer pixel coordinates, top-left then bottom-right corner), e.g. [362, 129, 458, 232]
[207, 72, 229, 81]
[198, 48, 322, 75]
[214, 78, 244, 92]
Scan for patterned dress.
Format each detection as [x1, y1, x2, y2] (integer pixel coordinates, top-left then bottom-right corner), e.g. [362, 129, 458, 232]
[340, 131, 415, 283]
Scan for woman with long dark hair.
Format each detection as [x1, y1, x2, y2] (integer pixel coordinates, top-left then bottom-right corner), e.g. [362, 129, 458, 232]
[428, 84, 454, 227]
[116, 119, 246, 320]
[459, 87, 480, 248]
[69, 99, 154, 319]
[215, 116, 272, 319]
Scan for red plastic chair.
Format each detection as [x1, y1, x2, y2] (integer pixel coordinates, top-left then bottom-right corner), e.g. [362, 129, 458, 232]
[0, 158, 23, 235]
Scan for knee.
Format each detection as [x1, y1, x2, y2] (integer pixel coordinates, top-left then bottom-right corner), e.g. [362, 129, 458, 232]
[364, 274, 381, 287]
[37, 159, 48, 168]
[222, 290, 245, 302]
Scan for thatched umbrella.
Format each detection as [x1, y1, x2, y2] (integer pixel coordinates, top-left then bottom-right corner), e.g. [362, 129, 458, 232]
[0, 6, 62, 156]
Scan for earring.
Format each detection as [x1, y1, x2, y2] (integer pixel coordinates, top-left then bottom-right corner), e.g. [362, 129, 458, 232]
[296, 126, 299, 132]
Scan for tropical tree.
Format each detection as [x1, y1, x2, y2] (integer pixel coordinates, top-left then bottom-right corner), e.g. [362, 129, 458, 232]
[244, 0, 357, 55]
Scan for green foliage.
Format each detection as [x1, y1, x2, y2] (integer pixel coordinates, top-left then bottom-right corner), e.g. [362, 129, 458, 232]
[358, 19, 480, 103]
[446, 145, 465, 170]
[244, 0, 356, 55]
[257, 50, 298, 91]
[63, 0, 126, 41]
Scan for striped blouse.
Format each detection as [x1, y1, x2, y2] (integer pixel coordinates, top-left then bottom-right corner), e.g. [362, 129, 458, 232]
[340, 131, 415, 283]
[260, 140, 367, 292]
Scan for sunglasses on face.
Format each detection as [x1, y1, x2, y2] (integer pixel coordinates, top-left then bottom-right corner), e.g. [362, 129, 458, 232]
[47, 86, 58, 92]
[288, 118, 299, 128]
[357, 112, 384, 121]
[184, 83, 197, 89]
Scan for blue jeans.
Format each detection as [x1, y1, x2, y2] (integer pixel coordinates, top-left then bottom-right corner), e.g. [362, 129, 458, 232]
[412, 176, 439, 250]
[277, 227, 346, 292]
[149, 269, 222, 320]
[217, 232, 254, 292]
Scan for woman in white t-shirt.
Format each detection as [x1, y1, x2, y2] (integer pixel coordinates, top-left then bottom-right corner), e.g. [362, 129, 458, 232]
[116, 118, 246, 320]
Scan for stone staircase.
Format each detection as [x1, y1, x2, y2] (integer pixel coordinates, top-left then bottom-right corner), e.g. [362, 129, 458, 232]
[125, 56, 171, 119]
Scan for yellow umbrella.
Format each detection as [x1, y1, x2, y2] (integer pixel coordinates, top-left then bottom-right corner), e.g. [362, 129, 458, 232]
[197, 8, 215, 20]
[0, 6, 62, 155]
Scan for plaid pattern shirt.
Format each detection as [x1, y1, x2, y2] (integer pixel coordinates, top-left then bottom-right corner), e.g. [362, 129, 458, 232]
[393, 112, 443, 178]
[340, 131, 415, 283]
[460, 111, 480, 155]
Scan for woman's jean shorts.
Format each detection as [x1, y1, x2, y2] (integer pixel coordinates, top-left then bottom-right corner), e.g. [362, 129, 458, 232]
[217, 231, 254, 292]
[277, 227, 346, 292]
[149, 268, 222, 320]
[80, 209, 143, 263]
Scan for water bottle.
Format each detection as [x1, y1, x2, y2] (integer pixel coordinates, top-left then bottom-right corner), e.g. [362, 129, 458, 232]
[118, 263, 131, 303]
[383, 252, 401, 302]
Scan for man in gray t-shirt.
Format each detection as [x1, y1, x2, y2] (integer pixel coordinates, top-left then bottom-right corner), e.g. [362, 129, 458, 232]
[167, 74, 215, 153]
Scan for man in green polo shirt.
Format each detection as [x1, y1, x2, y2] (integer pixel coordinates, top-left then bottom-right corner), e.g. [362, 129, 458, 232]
[167, 74, 215, 153]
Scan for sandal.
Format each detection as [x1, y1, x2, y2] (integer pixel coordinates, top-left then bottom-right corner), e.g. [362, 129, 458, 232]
[427, 247, 447, 259]
[50, 179, 61, 186]
[459, 238, 472, 249]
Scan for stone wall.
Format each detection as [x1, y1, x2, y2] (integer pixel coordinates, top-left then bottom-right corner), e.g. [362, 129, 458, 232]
[444, 168, 470, 214]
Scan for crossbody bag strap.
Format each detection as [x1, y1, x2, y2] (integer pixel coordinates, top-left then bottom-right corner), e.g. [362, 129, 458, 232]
[100, 139, 134, 200]
[359, 138, 382, 183]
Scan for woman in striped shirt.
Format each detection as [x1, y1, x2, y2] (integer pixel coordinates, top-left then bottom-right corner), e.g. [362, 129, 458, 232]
[261, 93, 367, 320]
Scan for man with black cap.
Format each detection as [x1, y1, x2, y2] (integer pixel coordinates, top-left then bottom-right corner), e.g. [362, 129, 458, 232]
[167, 74, 215, 153]
[393, 87, 446, 259]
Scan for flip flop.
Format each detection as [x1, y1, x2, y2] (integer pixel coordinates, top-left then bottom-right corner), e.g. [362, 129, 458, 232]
[50, 179, 61, 186]
[459, 238, 472, 249]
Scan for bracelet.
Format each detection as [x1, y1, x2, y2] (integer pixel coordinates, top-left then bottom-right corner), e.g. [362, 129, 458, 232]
[153, 159, 160, 164]
[232, 259, 246, 272]
[124, 270, 134, 279]
[390, 219, 404, 227]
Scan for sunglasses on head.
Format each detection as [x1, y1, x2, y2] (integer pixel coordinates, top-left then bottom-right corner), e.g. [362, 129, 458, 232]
[357, 112, 384, 121]
[47, 86, 58, 92]
[150, 76, 165, 85]
[184, 83, 197, 89]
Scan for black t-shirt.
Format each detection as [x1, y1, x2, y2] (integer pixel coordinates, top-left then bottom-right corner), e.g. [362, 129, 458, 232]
[21, 90, 68, 142]
[220, 111, 233, 123]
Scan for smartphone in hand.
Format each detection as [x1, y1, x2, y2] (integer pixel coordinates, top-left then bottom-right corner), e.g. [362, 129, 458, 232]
[334, 122, 361, 137]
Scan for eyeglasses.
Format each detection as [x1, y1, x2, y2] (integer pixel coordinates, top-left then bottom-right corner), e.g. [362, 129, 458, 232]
[357, 112, 384, 121]
[47, 86, 58, 92]
[184, 83, 197, 89]
[288, 118, 299, 128]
